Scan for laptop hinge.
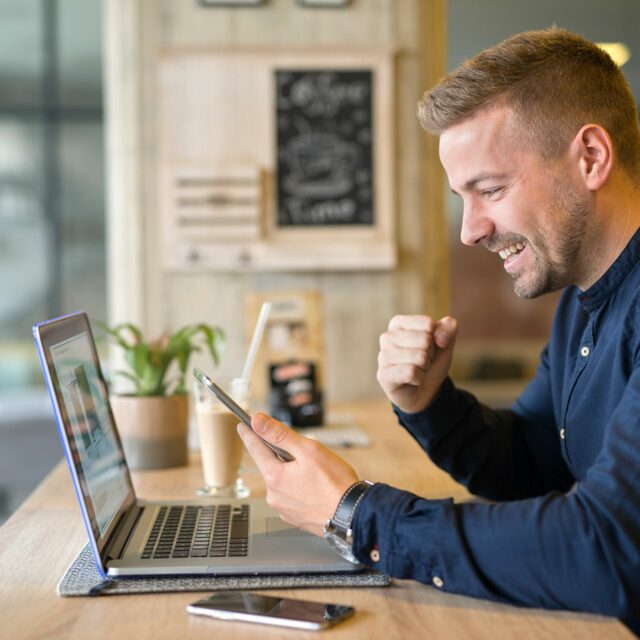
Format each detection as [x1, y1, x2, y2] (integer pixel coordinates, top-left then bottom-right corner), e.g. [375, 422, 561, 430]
[104, 505, 144, 562]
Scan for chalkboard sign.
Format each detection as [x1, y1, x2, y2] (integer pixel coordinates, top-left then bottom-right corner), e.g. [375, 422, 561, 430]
[275, 69, 374, 227]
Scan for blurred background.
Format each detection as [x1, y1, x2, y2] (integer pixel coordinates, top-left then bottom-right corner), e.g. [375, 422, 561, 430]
[1, 0, 638, 524]
[0, 0, 104, 522]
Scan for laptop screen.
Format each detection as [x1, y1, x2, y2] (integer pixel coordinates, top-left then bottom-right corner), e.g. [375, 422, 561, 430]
[34, 312, 134, 551]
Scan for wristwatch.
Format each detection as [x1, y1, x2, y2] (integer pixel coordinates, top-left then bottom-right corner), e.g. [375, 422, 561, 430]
[323, 480, 374, 563]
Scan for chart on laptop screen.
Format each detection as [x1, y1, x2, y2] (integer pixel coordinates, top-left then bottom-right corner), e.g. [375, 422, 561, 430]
[49, 332, 129, 536]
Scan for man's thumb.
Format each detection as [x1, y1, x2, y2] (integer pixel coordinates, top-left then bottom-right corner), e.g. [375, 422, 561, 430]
[252, 413, 300, 449]
[433, 316, 458, 351]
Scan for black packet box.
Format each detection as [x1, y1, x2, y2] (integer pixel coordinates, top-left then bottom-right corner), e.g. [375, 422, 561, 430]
[268, 360, 324, 427]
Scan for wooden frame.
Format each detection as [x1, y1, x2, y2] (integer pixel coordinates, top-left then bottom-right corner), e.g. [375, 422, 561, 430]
[158, 49, 395, 271]
[244, 289, 325, 402]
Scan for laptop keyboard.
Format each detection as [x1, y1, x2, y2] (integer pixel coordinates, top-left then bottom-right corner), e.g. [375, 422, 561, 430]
[141, 504, 250, 560]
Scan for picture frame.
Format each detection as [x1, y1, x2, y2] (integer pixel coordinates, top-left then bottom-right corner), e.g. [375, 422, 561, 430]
[244, 290, 325, 403]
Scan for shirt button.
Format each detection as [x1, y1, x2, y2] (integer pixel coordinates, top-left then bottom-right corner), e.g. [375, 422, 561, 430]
[432, 576, 444, 588]
[370, 549, 380, 563]
[580, 346, 590, 357]
[560, 428, 565, 439]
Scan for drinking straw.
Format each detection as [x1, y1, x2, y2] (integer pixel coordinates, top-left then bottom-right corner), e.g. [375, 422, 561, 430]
[241, 301, 272, 381]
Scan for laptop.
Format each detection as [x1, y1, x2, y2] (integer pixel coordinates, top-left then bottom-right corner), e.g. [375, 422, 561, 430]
[33, 311, 361, 577]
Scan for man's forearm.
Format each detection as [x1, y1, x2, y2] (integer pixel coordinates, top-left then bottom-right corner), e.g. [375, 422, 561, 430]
[394, 377, 573, 501]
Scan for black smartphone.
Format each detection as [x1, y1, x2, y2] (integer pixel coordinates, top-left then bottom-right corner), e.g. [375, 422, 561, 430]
[193, 368, 295, 462]
[187, 591, 355, 631]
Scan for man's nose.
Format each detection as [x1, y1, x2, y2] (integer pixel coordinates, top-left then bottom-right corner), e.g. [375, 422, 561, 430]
[459, 202, 495, 246]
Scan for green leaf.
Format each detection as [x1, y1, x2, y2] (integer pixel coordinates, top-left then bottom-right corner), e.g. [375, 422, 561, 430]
[95, 321, 143, 350]
[124, 343, 151, 379]
[194, 324, 226, 366]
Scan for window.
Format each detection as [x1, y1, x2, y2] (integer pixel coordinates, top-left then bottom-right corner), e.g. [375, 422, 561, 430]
[0, 0, 105, 523]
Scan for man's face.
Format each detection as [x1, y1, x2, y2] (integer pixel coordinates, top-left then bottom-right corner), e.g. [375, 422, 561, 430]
[439, 106, 591, 298]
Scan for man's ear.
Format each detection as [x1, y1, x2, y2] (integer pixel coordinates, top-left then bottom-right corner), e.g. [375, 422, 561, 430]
[571, 124, 613, 190]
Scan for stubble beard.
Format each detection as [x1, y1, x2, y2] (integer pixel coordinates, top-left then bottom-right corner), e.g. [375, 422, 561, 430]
[511, 181, 590, 299]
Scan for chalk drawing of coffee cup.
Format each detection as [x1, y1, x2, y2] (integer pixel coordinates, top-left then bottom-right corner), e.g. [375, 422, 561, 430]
[283, 133, 361, 198]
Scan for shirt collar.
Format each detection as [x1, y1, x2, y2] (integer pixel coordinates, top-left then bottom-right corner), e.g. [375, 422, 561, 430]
[577, 227, 640, 312]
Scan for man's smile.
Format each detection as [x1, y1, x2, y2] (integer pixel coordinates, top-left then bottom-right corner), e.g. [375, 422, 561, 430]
[497, 241, 525, 260]
[494, 241, 528, 273]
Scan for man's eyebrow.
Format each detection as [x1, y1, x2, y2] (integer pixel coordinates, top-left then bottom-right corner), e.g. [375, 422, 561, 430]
[450, 172, 509, 195]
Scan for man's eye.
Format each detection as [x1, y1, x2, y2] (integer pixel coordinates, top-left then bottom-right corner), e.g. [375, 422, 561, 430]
[482, 187, 503, 198]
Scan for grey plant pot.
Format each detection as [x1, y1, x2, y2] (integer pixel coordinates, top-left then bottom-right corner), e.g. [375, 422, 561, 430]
[109, 394, 189, 470]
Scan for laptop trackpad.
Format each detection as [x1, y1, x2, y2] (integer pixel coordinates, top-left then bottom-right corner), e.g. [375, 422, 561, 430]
[266, 517, 311, 537]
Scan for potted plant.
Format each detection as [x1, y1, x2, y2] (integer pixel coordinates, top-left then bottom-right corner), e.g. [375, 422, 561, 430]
[99, 322, 226, 470]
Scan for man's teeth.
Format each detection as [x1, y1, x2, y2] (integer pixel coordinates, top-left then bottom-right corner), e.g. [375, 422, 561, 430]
[498, 242, 525, 260]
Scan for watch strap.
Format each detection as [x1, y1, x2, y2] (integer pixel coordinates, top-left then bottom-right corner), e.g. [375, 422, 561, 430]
[331, 480, 373, 530]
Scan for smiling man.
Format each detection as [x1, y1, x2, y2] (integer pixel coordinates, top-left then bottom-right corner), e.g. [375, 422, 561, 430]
[440, 106, 595, 299]
[238, 29, 640, 634]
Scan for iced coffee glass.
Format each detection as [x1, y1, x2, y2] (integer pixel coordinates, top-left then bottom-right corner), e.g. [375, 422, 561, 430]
[193, 377, 250, 498]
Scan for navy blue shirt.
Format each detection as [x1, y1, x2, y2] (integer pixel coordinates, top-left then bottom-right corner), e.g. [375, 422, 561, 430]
[353, 228, 640, 628]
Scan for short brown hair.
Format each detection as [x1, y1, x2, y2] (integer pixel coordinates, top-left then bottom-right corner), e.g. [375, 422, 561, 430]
[418, 28, 640, 175]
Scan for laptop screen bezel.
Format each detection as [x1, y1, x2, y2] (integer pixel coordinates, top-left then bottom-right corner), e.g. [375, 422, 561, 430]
[33, 311, 136, 572]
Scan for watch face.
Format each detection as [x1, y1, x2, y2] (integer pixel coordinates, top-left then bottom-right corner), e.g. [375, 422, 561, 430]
[324, 532, 359, 564]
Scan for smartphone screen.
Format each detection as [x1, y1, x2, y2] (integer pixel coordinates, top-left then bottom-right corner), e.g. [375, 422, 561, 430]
[187, 592, 355, 630]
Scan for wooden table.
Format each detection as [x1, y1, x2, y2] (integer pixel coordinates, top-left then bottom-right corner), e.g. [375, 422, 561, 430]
[0, 399, 632, 639]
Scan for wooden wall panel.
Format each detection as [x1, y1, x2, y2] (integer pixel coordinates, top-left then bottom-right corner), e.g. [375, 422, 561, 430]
[105, 0, 448, 402]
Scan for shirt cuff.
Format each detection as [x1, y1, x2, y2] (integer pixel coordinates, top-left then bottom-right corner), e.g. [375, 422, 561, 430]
[392, 377, 466, 448]
[351, 482, 453, 585]
[392, 376, 456, 421]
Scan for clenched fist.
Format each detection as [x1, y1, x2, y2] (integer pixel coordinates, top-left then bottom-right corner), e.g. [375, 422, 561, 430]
[376, 315, 458, 413]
